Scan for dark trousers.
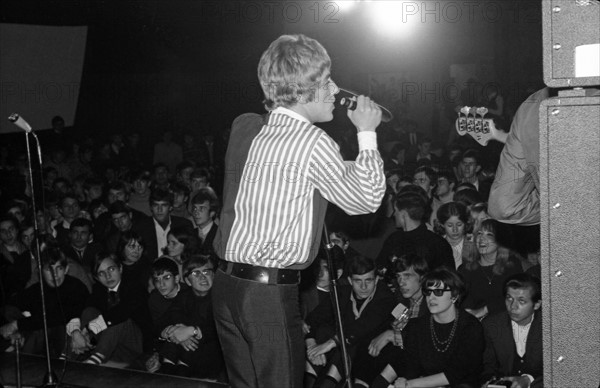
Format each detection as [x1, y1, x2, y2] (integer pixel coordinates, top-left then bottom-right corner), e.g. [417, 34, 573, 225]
[81, 307, 142, 364]
[212, 269, 304, 388]
[22, 326, 67, 357]
[352, 342, 405, 384]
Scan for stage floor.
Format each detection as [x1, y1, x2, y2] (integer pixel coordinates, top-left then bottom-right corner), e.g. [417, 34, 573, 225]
[0, 353, 228, 388]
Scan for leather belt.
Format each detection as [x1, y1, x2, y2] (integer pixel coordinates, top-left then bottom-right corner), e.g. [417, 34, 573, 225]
[218, 261, 300, 285]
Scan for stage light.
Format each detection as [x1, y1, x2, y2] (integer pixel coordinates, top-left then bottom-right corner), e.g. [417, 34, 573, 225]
[335, 1, 358, 12]
[367, 1, 418, 37]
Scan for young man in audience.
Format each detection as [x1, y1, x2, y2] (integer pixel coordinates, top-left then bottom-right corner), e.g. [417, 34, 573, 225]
[434, 170, 456, 205]
[412, 166, 435, 199]
[61, 217, 98, 291]
[106, 181, 146, 221]
[83, 176, 105, 205]
[53, 194, 82, 246]
[460, 149, 490, 199]
[137, 188, 193, 260]
[67, 253, 153, 366]
[354, 253, 429, 386]
[1, 215, 32, 307]
[152, 163, 171, 191]
[377, 189, 454, 281]
[169, 181, 191, 219]
[175, 161, 195, 190]
[329, 230, 360, 279]
[105, 201, 143, 254]
[189, 188, 219, 254]
[128, 169, 152, 216]
[481, 273, 543, 388]
[0, 245, 89, 357]
[156, 254, 224, 379]
[304, 256, 395, 388]
[145, 257, 187, 373]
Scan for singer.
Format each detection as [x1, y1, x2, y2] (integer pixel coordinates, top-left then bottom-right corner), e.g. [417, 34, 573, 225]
[212, 34, 386, 387]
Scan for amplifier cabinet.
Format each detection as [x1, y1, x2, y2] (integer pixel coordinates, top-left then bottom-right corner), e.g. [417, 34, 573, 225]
[543, 0, 600, 87]
[540, 94, 600, 387]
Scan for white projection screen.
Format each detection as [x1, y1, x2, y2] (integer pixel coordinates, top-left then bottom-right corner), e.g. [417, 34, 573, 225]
[0, 23, 87, 134]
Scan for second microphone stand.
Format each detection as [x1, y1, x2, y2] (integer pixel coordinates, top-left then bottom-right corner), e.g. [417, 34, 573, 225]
[321, 225, 353, 388]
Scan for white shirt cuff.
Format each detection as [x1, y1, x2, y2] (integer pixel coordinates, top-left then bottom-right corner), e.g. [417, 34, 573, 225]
[66, 318, 81, 336]
[523, 374, 535, 385]
[357, 131, 378, 151]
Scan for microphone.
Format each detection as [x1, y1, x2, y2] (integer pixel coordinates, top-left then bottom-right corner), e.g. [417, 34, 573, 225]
[337, 88, 393, 123]
[8, 113, 33, 133]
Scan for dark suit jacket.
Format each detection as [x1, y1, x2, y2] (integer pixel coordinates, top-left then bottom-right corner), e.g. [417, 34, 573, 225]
[306, 281, 396, 347]
[62, 242, 103, 274]
[199, 223, 218, 255]
[85, 276, 153, 352]
[137, 215, 194, 260]
[482, 311, 543, 386]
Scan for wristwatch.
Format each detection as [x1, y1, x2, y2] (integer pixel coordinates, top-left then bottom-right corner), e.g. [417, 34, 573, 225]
[192, 326, 201, 339]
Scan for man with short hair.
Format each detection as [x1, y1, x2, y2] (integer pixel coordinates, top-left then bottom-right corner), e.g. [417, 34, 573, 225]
[53, 194, 82, 246]
[62, 218, 99, 291]
[435, 171, 456, 205]
[169, 182, 191, 219]
[0, 245, 89, 357]
[0, 215, 31, 309]
[128, 170, 152, 216]
[145, 257, 187, 373]
[105, 201, 138, 254]
[189, 188, 219, 254]
[157, 254, 224, 379]
[213, 34, 385, 388]
[304, 256, 395, 388]
[152, 163, 171, 191]
[355, 253, 430, 386]
[138, 189, 193, 260]
[481, 273, 543, 388]
[460, 149, 491, 199]
[376, 189, 454, 279]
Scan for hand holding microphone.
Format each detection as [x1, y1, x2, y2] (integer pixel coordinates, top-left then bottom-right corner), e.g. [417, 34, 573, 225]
[346, 95, 382, 133]
[337, 87, 393, 129]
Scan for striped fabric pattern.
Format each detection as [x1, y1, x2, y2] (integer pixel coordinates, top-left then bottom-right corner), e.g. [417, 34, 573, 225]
[225, 111, 385, 268]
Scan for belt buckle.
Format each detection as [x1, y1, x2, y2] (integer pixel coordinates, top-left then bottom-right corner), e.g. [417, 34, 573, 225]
[257, 269, 270, 284]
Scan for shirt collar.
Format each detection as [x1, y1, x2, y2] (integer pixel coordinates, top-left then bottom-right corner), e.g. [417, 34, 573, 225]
[511, 312, 535, 328]
[199, 221, 214, 237]
[109, 281, 121, 293]
[272, 106, 310, 124]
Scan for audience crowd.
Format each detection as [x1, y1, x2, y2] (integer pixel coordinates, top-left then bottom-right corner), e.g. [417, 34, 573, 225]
[0, 104, 543, 387]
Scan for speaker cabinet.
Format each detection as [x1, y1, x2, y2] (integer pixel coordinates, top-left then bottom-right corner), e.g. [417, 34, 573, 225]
[540, 92, 600, 387]
[543, 0, 600, 87]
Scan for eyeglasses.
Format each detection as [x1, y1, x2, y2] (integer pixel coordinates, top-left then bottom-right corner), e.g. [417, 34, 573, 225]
[423, 288, 451, 297]
[188, 268, 214, 278]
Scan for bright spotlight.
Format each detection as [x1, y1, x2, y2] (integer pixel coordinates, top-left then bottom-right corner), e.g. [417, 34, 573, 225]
[368, 1, 418, 37]
[335, 1, 358, 12]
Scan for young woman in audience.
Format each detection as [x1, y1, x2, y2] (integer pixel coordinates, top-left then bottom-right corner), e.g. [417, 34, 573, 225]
[436, 202, 476, 269]
[163, 226, 201, 279]
[117, 231, 151, 292]
[391, 267, 484, 388]
[458, 219, 523, 320]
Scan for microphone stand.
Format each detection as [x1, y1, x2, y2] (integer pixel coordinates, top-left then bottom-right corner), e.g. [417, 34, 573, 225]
[321, 224, 353, 388]
[23, 128, 59, 388]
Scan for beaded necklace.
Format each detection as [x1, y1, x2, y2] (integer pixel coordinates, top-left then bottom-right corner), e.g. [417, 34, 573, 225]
[430, 309, 459, 352]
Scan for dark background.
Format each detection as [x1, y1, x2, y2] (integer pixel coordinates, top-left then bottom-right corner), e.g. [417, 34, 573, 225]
[0, 0, 544, 147]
